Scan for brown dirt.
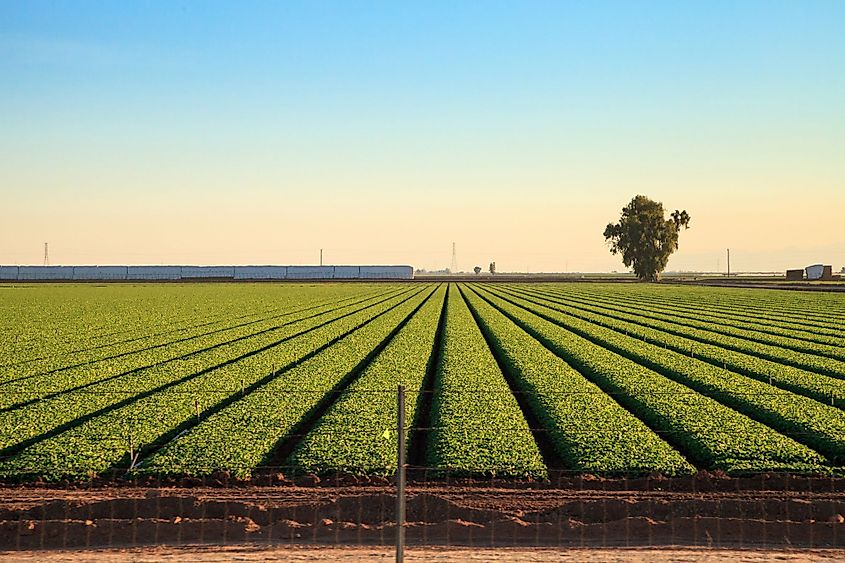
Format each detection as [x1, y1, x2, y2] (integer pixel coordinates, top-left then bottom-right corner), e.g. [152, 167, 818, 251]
[1, 483, 844, 551]
[3, 545, 845, 562]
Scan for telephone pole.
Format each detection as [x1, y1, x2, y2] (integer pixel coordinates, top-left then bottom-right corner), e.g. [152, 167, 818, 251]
[320, 249, 323, 266]
[726, 248, 731, 277]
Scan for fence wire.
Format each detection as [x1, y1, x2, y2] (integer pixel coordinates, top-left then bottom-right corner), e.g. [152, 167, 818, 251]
[2, 468, 844, 553]
[1, 387, 844, 555]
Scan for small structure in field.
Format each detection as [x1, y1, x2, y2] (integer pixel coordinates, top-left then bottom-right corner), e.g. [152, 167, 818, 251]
[785, 269, 804, 281]
[806, 264, 833, 281]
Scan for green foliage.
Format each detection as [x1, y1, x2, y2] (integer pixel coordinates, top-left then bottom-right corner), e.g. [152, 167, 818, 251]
[0, 288, 400, 411]
[475, 285, 825, 473]
[491, 285, 845, 464]
[0, 284, 382, 382]
[0, 281, 842, 481]
[603, 195, 690, 281]
[288, 285, 446, 475]
[426, 285, 546, 478]
[510, 285, 845, 387]
[0, 287, 424, 481]
[558, 285, 845, 348]
[509, 286, 845, 411]
[461, 285, 693, 475]
[137, 287, 434, 479]
[546, 285, 845, 366]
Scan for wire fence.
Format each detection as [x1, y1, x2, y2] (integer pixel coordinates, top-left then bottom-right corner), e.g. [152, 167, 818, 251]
[1, 386, 845, 558]
[2, 468, 845, 553]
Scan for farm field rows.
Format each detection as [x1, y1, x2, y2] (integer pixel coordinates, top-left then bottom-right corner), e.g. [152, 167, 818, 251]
[0, 281, 843, 481]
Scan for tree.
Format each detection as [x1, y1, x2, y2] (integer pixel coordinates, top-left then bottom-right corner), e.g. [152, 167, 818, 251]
[489, 262, 496, 275]
[603, 195, 690, 282]
[473, 266, 482, 275]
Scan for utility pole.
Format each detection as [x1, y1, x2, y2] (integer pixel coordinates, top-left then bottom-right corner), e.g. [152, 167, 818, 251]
[43, 243, 49, 266]
[727, 248, 731, 277]
[320, 249, 323, 267]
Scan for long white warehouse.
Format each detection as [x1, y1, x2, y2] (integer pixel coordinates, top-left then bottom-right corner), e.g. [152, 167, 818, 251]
[0, 265, 414, 281]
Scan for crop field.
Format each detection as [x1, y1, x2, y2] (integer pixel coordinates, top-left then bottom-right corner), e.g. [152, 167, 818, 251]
[0, 281, 844, 482]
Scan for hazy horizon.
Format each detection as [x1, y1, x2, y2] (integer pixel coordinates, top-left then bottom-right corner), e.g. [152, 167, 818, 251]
[2, 1, 843, 273]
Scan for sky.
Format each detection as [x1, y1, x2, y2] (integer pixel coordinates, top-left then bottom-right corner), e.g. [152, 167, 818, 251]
[1, 1, 843, 273]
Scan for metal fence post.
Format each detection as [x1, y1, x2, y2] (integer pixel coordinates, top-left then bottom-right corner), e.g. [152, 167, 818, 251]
[396, 384, 406, 563]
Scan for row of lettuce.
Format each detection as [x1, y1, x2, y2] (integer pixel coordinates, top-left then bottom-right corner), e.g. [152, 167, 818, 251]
[524, 285, 845, 372]
[0, 284, 389, 381]
[561, 284, 845, 342]
[0, 281, 843, 480]
[500, 285, 845, 410]
[0, 286, 426, 480]
[0, 289, 400, 414]
[480, 286, 845, 465]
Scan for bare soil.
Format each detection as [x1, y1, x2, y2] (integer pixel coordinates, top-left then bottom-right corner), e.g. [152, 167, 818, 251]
[3, 545, 845, 562]
[1, 479, 844, 552]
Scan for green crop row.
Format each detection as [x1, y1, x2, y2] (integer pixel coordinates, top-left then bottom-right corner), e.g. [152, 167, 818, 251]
[506, 285, 845, 380]
[0, 285, 388, 382]
[0, 287, 429, 481]
[289, 284, 447, 475]
[425, 286, 545, 478]
[0, 284, 400, 367]
[2, 304, 277, 378]
[533, 282, 845, 333]
[470, 285, 826, 473]
[135, 286, 437, 479]
[0, 280, 842, 482]
[562, 285, 845, 343]
[0, 287, 403, 408]
[0, 285, 371, 379]
[566, 284, 845, 334]
[0, 284, 285, 364]
[532, 285, 845, 361]
[485, 286, 845, 464]
[0, 285, 217, 352]
[497, 285, 845, 410]
[0, 287, 416, 456]
[460, 285, 694, 476]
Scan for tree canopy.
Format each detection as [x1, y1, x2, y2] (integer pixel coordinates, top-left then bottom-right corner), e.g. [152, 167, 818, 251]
[603, 195, 691, 281]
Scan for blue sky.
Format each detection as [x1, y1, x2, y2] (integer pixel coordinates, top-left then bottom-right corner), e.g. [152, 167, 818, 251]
[2, 1, 844, 271]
